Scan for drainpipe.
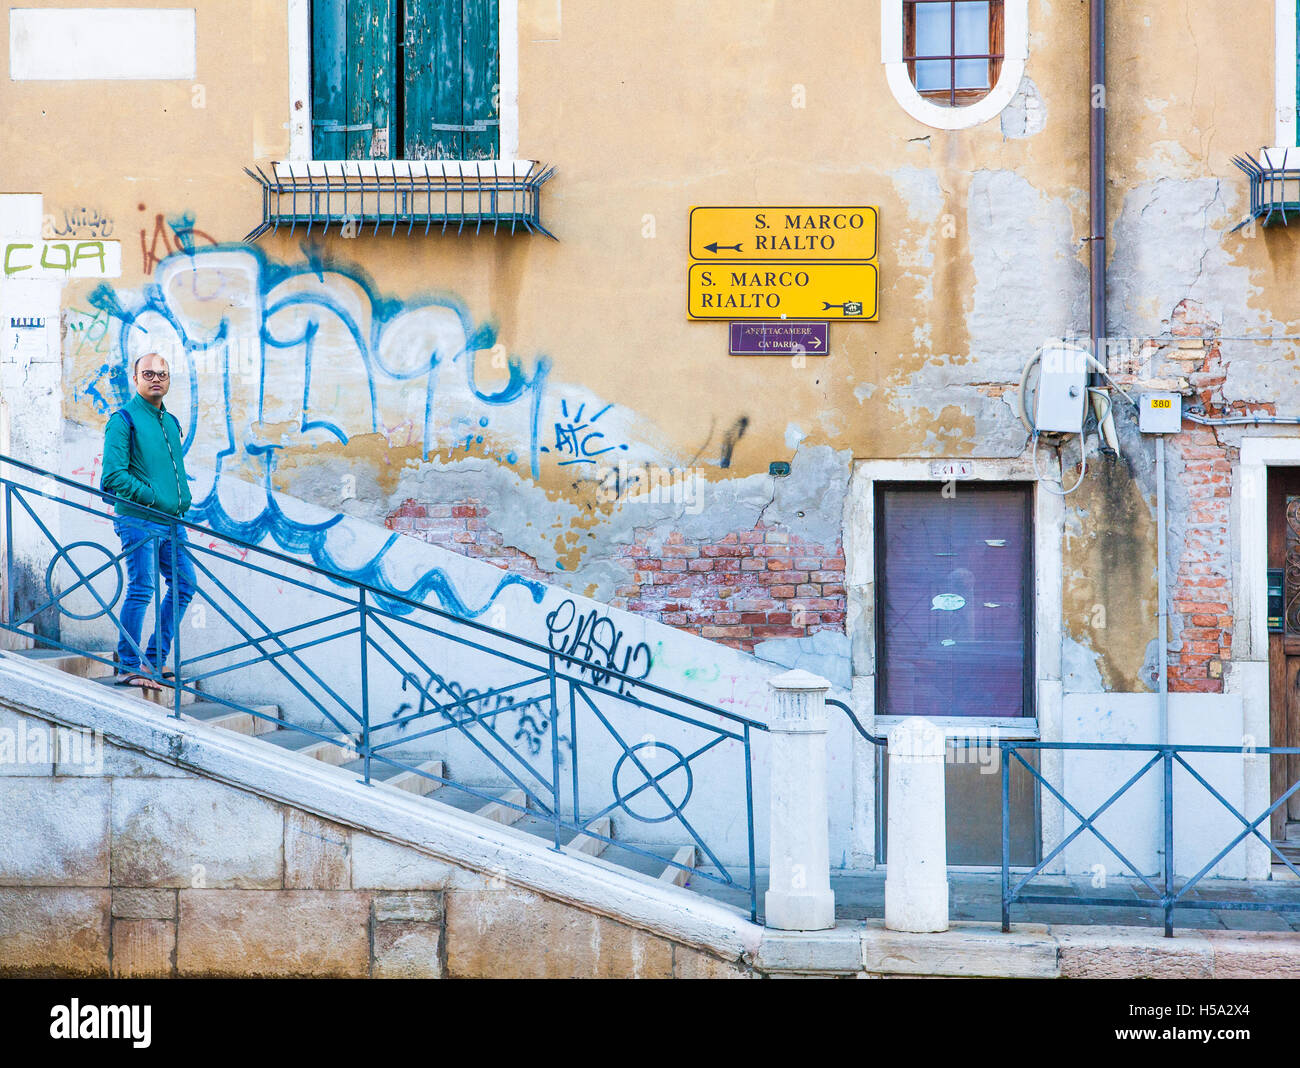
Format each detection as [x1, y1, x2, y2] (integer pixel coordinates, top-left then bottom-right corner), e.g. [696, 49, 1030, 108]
[1088, 0, 1119, 459]
[1089, 0, 1106, 377]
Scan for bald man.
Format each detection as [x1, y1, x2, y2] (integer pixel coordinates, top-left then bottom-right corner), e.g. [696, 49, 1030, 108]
[101, 352, 195, 691]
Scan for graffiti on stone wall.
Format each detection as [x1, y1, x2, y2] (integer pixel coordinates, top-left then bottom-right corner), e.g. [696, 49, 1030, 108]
[138, 206, 218, 275]
[545, 598, 653, 696]
[65, 227, 558, 621]
[542, 399, 629, 467]
[45, 206, 115, 239]
[189, 468, 543, 619]
[393, 666, 572, 763]
[75, 234, 553, 478]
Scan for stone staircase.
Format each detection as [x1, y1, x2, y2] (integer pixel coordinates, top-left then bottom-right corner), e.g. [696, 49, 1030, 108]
[19, 646, 705, 891]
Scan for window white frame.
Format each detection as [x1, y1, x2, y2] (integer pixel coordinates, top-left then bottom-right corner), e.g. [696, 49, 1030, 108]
[882, 0, 1028, 131]
[1276, 0, 1297, 149]
[1232, 438, 1291, 878]
[286, 0, 520, 167]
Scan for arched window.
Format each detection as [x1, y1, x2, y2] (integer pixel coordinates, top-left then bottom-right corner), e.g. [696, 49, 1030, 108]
[904, 1, 1004, 107]
[883, 0, 1027, 131]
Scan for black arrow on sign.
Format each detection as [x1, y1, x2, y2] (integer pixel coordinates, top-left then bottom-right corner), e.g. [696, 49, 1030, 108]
[704, 241, 743, 254]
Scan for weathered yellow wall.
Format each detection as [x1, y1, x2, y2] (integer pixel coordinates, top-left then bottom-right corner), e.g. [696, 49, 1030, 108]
[3, 0, 1292, 691]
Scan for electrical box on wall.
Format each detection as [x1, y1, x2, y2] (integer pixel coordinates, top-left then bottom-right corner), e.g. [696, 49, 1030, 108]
[1139, 392, 1181, 434]
[1034, 346, 1088, 433]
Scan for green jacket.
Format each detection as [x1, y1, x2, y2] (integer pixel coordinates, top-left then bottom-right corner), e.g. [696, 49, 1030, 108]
[101, 393, 192, 520]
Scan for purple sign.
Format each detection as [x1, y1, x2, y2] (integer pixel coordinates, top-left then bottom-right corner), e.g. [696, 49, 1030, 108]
[729, 321, 829, 356]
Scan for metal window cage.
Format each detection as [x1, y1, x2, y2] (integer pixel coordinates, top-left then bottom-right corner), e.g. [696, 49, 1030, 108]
[243, 160, 557, 241]
[1232, 148, 1300, 230]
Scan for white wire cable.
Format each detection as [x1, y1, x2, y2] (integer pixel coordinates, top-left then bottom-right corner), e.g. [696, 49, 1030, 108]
[1031, 429, 1088, 495]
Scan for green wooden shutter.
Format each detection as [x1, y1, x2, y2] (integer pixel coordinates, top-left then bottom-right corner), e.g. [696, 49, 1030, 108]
[312, 0, 394, 160]
[402, 0, 498, 160]
[312, 0, 348, 159]
[404, 0, 463, 159]
[461, 0, 500, 160]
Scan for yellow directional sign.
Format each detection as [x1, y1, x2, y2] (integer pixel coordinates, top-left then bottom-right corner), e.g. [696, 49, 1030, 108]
[688, 262, 879, 321]
[690, 206, 878, 262]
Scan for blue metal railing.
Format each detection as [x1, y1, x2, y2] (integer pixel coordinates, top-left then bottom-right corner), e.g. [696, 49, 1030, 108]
[0, 454, 767, 919]
[1001, 739, 1300, 936]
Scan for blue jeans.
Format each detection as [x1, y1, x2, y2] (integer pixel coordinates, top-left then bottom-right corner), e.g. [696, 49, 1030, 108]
[113, 516, 197, 674]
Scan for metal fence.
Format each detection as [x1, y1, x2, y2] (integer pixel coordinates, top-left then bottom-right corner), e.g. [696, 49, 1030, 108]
[0, 454, 767, 919]
[1000, 739, 1300, 936]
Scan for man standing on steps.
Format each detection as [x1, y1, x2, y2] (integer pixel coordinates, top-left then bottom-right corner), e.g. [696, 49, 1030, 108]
[101, 352, 196, 691]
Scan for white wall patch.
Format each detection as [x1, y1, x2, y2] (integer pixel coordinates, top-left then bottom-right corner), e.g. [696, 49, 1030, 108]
[10, 8, 197, 81]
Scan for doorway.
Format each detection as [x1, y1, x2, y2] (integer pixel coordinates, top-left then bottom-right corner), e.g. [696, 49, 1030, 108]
[874, 481, 1039, 865]
[1266, 467, 1300, 855]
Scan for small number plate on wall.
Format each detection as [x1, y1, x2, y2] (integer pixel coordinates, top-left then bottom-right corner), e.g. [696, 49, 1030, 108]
[1139, 392, 1181, 434]
[930, 461, 973, 479]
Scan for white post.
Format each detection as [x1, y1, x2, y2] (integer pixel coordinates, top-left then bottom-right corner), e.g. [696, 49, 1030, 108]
[884, 717, 949, 932]
[765, 669, 835, 931]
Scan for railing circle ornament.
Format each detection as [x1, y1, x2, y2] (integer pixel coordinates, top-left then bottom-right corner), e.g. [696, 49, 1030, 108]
[612, 741, 694, 824]
[44, 541, 123, 620]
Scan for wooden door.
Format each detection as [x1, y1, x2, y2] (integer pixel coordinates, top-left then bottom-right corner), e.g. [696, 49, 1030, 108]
[1266, 469, 1300, 841]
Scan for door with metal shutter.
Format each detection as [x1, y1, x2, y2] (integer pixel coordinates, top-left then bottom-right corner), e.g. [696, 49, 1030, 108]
[877, 481, 1034, 720]
[875, 481, 1038, 866]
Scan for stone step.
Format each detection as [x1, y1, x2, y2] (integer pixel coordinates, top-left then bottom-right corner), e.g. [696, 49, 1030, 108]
[0, 627, 36, 652]
[93, 674, 197, 706]
[566, 816, 612, 857]
[591, 841, 696, 883]
[1285, 822, 1300, 843]
[16, 648, 115, 679]
[181, 702, 282, 737]
[340, 757, 445, 797]
[1272, 862, 1300, 882]
[496, 812, 617, 860]
[477, 788, 528, 826]
[658, 845, 699, 887]
[429, 784, 542, 827]
[262, 728, 354, 765]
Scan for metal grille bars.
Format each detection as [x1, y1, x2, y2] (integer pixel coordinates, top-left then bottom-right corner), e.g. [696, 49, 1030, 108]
[1232, 149, 1300, 230]
[244, 159, 557, 241]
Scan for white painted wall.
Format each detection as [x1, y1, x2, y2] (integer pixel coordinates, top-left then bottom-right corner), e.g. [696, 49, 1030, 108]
[1059, 692, 1255, 880]
[9, 8, 197, 81]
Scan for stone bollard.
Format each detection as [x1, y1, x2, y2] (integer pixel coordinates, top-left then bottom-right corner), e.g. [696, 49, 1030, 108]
[884, 717, 949, 933]
[765, 669, 835, 931]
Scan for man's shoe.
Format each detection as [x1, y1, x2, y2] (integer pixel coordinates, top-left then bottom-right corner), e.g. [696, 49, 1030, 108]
[115, 672, 164, 692]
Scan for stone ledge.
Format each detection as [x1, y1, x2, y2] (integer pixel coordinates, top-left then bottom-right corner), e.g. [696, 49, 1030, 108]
[756, 926, 865, 974]
[1050, 924, 1212, 979]
[861, 921, 1059, 979]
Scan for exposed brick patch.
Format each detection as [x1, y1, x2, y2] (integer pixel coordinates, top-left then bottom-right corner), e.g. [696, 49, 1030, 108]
[384, 498, 550, 585]
[608, 523, 845, 652]
[1164, 303, 1231, 694]
[384, 499, 845, 653]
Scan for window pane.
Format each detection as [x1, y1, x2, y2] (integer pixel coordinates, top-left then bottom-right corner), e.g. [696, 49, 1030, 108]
[915, 2, 952, 56]
[914, 59, 951, 92]
[954, 1, 989, 54]
[955, 58, 989, 89]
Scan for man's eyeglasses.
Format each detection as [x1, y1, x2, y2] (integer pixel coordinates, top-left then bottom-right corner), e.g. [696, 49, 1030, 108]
[139, 370, 170, 382]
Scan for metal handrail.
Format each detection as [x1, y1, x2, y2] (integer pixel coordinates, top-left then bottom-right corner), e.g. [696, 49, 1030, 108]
[0, 454, 768, 919]
[999, 738, 1300, 936]
[0, 451, 765, 731]
[824, 697, 886, 746]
